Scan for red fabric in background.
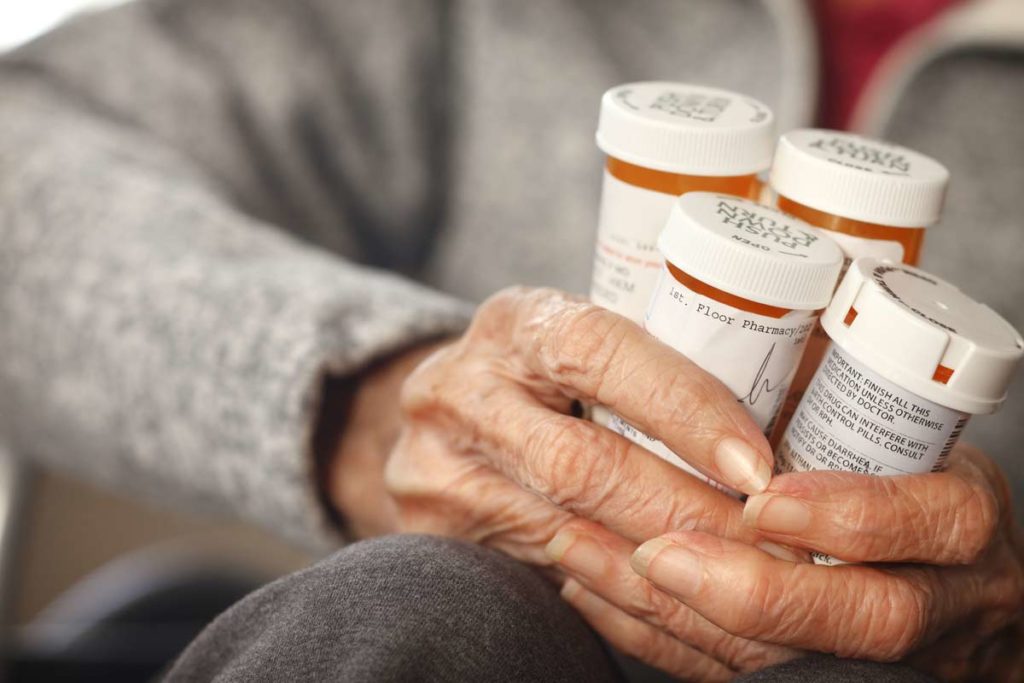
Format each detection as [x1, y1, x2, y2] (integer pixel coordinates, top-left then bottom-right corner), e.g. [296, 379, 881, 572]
[811, 0, 965, 129]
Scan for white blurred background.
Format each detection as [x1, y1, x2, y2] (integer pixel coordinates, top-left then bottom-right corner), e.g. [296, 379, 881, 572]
[0, 0, 131, 52]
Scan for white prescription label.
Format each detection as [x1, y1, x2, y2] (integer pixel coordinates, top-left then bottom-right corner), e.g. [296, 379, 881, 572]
[777, 343, 968, 565]
[590, 170, 676, 324]
[609, 267, 817, 493]
[774, 230, 906, 436]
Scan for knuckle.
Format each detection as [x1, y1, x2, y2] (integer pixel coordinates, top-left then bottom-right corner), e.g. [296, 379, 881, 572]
[704, 625, 759, 670]
[726, 572, 786, 639]
[610, 607, 724, 682]
[382, 431, 436, 500]
[975, 548, 1024, 633]
[399, 351, 500, 443]
[858, 578, 931, 660]
[633, 582, 780, 677]
[725, 640, 791, 674]
[849, 479, 917, 559]
[522, 416, 620, 511]
[521, 416, 587, 499]
[666, 359, 719, 403]
[534, 299, 634, 395]
[637, 580, 693, 629]
[995, 563, 1024, 624]
[614, 617, 662, 662]
[951, 481, 1001, 564]
[398, 347, 456, 418]
[657, 370, 719, 431]
[838, 478, 926, 561]
[467, 285, 543, 348]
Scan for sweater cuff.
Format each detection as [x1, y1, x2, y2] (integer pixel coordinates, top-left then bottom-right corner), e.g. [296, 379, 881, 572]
[256, 264, 472, 552]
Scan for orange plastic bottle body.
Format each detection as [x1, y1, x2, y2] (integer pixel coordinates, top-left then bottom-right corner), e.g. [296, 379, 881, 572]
[607, 157, 760, 199]
[776, 195, 925, 265]
[590, 157, 760, 325]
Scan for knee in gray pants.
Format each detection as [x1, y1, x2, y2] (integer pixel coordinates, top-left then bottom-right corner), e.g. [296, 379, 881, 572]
[166, 534, 622, 682]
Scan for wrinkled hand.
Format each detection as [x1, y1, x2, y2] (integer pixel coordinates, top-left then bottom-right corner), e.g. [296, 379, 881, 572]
[617, 442, 1024, 681]
[329, 286, 804, 679]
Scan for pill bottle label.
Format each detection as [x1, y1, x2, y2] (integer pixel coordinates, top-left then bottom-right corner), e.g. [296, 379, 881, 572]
[771, 231, 908, 445]
[777, 343, 968, 565]
[646, 267, 817, 433]
[609, 266, 817, 493]
[590, 170, 676, 324]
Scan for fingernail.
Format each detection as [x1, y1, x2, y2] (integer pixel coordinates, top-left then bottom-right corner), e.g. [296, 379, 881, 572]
[561, 578, 582, 600]
[545, 530, 576, 562]
[756, 541, 802, 563]
[744, 494, 811, 534]
[546, 530, 609, 575]
[714, 437, 771, 494]
[630, 538, 703, 598]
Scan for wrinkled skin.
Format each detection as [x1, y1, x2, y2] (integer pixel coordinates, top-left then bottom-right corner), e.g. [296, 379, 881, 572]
[557, 444, 1024, 681]
[328, 286, 1024, 681]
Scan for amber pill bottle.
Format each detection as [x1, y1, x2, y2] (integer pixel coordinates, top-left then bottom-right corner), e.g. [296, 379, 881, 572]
[609, 193, 842, 495]
[590, 82, 775, 326]
[768, 130, 950, 443]
[590, 82, 775, 427]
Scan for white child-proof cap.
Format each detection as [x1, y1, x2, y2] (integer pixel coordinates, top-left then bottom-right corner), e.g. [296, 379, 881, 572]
[658, 192, 844, 310]
[821, 258, 1024, 414]
[596, 82, 775, 176]
[770, 129, 950, 227]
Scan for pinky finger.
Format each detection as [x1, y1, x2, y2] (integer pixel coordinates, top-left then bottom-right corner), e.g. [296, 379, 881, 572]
[561, 579, 734, 682]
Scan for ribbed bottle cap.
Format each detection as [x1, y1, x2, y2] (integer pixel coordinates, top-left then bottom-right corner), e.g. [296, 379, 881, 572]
[822, 259, 1023, 414]
[596, 82, 775, 176]
[658, 193, 844, 310]
[770, 129, 949, 227]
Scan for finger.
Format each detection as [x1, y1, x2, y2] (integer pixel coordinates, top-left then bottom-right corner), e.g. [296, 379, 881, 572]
[486, 391, 761, 546]
[561, 580, 734, 682]
[505, 288, 773, 495]
[630, 530, 997, 661]
[402, 355, 764, 544]
[742, 445, 1007, 564]
[384, 427, 573, 566]
[547, 520, 799, 672]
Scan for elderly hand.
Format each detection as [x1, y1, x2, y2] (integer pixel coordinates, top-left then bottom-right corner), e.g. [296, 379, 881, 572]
[328, 286, 806, 679]
[618, 442, 1024, 681]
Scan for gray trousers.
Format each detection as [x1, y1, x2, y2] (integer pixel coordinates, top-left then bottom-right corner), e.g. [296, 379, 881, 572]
[165, 535, 933, 682]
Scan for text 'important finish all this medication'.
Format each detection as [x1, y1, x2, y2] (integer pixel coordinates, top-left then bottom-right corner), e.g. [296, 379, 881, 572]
[776, 259, 1024, 565]
[609, 193, 843, 496]
[767, 129, 950, 443]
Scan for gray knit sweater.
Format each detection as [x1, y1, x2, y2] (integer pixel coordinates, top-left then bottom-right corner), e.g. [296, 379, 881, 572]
[1, 0, 1022, 549]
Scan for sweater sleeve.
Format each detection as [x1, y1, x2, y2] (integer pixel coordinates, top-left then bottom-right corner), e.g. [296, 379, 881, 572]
[0, 0, 471, 550]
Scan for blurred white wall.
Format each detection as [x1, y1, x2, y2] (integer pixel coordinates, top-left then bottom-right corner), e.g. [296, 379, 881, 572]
[0, 0, 132, 52]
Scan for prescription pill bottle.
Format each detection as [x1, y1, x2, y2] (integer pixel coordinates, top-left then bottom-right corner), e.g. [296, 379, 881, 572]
[768, 130, 950, 443]
[609, 193, 843, 495]
[590, 82, 775, 325]
[776, 258, 1024, 564]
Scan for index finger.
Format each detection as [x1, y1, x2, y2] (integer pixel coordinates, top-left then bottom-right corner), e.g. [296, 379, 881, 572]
[512, 288, 773, 496]
[742, 444, 1008, 565]
[630, 529, 1009, 661]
